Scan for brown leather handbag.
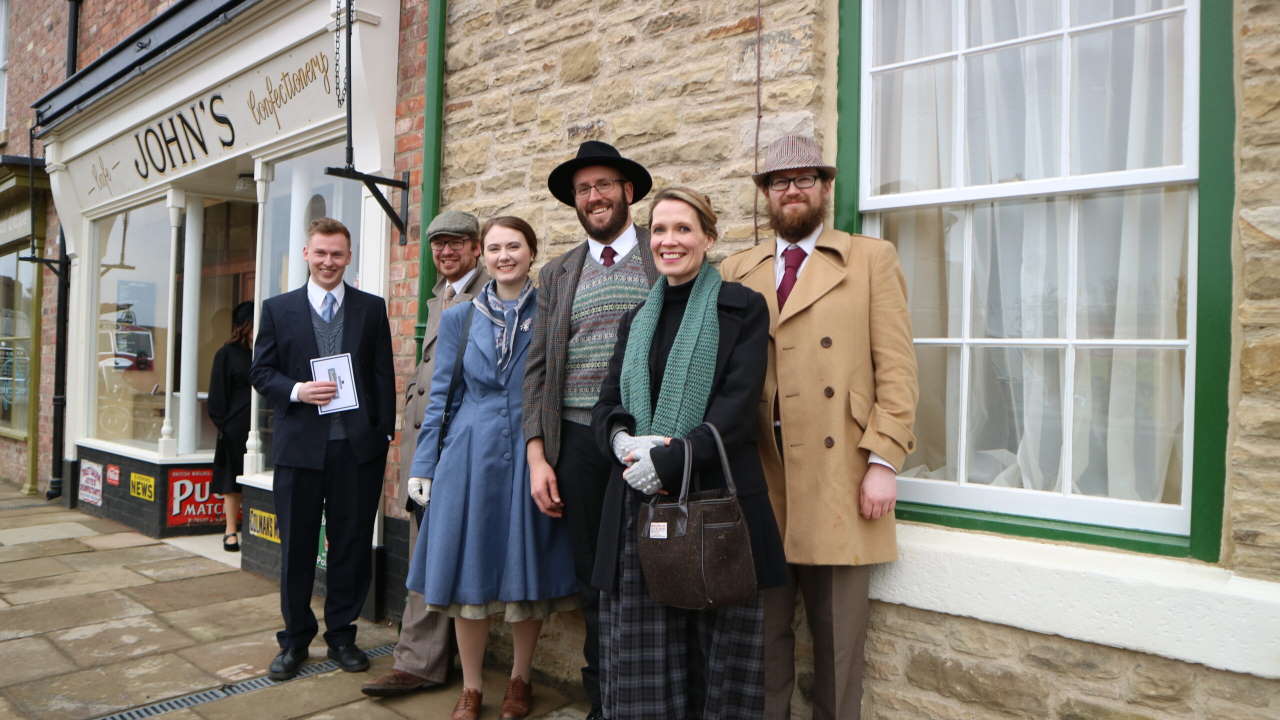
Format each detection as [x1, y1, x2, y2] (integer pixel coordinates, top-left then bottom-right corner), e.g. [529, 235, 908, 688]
[636, 422, 757, 610]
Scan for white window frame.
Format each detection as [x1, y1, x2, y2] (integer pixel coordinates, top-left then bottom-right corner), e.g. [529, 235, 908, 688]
[859, 0, 1201, 535]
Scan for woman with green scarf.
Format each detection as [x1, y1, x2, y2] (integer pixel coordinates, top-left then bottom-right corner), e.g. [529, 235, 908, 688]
[590, 187, 787, 719]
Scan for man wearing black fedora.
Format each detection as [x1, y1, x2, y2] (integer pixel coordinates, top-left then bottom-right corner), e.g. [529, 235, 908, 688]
[523, 140, 658, 719]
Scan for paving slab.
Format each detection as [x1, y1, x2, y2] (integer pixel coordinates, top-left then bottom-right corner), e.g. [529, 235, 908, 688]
[4, 653, 221, 720]
[0, 537, 93, 564]
[164, 533, 242, 569]
[0, 636, 79, 688]
[131, 555, 239, 582]
[377, 666, 572, 719]
[77, 531, 159, 550]
[0, 522, 98, 546]
[49, 614, 198, 668]
[76, 517, 135, 534]
[305, 698, 409, 720]
[0, 496, 49, 510]
[177, 629, 282, 682]
[0, 565, 153, 605]
[123, 569, 276, 613]
[0, 503, 72, 519]
[0, 556, 76, 583]
[161, 592, 282, 643]
[0, 511, 94, 529]
[59, 542, 188, 571]
[0, 589, 153, 641]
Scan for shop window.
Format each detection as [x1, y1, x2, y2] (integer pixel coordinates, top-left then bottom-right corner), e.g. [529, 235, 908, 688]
[847, 0, 1225, 556]
[93, 201, 171, 450]
[256, 142, 364, 469]
[0, 243, 34, 435]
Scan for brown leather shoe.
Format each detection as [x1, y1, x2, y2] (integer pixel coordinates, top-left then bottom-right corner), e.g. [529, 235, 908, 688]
[361, 669, 434, 697]
[451, 687, 482, 720]
[500, 676, 532, 719]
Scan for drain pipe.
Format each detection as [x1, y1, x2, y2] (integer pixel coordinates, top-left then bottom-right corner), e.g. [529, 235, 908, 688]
[45, 0, 81, 500]
[414, 0, 446, 360]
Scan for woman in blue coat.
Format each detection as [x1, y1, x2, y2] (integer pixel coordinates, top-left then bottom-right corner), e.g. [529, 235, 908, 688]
[406, 216, 578, 720]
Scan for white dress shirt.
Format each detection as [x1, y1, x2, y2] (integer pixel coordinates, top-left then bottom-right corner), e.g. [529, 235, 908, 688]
[773, 226, 896, 473]
[587, 223, 639, 264]
[290, 280, 348, 403]
[445, 267, 479, 297]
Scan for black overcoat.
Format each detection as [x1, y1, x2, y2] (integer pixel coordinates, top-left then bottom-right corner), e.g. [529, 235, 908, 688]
[590, 281, 787, 591]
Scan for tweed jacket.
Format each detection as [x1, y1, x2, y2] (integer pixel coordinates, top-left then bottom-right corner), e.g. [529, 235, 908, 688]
[720, 228, 918, 566]
[400, 269, 489, 504]
[522, 228, 657, 466]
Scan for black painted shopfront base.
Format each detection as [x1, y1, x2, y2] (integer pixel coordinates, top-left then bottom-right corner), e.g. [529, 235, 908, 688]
[240, 483, 412, 624]
[69, 446, 225, 538]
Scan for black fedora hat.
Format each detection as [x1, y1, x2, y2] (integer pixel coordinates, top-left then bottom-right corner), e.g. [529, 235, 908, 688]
[547, 141, 652, 207]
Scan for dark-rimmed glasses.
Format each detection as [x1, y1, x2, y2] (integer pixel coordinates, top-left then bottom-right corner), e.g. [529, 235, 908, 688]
[768, 174, 821, 192]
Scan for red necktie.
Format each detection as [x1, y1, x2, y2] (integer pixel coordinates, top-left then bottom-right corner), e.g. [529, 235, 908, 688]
[777, 245, 806, 308]
[601, 246, 617, 268]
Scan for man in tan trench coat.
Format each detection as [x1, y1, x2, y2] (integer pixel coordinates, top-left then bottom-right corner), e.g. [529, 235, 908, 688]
[721, 135, 918, 720]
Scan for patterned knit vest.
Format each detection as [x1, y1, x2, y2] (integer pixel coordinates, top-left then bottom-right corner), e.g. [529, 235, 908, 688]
[310, 300, 347, 440]
[562, 246, 650, 424]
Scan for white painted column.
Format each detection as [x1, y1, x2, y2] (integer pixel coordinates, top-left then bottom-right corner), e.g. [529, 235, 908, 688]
[159, 189, 185, 456]
[243, 160, 272, 476]
[177, 194, 204, 455]
[287, 168, 309, 290]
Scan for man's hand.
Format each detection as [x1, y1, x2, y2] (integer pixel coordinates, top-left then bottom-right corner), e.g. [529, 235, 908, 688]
[298, 381, 338, 405]
[860, 464, 898, 520]
[527, 439, 563, 518]
[407, 477, 432, 506]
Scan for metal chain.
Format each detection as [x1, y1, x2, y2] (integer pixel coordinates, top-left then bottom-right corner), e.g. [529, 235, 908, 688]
[333, 0, 348, 107]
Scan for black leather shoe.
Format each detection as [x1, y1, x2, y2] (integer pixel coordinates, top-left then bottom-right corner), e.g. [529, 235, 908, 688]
[268, 647, 308, 681]
[328, 644, 370, 672]
[585, 709, 607, 720]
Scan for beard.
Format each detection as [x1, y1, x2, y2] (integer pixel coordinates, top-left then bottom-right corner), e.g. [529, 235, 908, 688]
[576, 197, 631, 242]
[768, 193, 829, 242]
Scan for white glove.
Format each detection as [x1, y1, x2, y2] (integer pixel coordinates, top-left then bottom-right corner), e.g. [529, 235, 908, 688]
[408, 477, 432, 506]
[610, 426, 665, 465]
[622, 447, 663, 495]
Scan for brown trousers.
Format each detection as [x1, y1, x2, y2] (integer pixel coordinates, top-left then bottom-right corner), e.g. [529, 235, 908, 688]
[762, 563, 873, 720]
[391, 511, 454, 682]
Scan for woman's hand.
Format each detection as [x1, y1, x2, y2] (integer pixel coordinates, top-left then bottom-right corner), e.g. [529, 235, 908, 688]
[610, 426, 665, 465]
[407, 477, 432, 506]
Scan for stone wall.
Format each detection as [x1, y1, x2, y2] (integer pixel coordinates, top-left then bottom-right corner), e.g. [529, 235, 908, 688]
[1230, 0, 1280, 582]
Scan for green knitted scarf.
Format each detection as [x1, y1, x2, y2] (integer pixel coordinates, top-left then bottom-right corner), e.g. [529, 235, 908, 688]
[620, 264, 722, 437]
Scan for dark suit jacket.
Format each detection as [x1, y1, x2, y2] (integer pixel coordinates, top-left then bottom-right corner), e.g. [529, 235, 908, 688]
[522, 228, 657, 466]
[250, 283, 396, 470]
[589, 281, 787, 591]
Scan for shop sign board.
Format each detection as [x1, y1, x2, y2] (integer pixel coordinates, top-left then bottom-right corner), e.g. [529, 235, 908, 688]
[249, 508, 280, 544]
[105, 464, 121, 486]
[166, 468, 224, 527]
[67, 32, 337, 209]
[129, 472, 156, 502]
[79, 460, 104, 506]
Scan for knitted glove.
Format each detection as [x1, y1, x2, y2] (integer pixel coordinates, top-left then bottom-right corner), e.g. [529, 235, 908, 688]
[622, 447, 663, 495]
[610, 426, 666, 466]
[407, 477, 432, 506]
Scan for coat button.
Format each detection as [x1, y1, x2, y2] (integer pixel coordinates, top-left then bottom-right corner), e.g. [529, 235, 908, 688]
[414, 421, 421, 429]
[417, 387, 425, 395]
[820, 337, 832, 348]
[824, 436, 835, 448]
[824, 386, 834, 398]
[908, 440, 915, 450]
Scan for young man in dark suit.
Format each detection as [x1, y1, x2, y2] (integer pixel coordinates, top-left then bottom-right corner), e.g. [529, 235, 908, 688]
[250, 217, 395, 681]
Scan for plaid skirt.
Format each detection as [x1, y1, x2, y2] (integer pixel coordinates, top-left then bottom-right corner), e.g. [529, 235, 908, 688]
[599, 492, 765, 720]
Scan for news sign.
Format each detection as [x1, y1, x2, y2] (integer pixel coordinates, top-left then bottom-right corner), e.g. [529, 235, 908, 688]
[166, 468, 224, 527]
[79, 461, 104, 506]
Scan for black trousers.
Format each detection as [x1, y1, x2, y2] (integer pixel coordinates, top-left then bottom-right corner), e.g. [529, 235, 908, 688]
[273, 439, 384, 650]
[557, 420, 611, 711]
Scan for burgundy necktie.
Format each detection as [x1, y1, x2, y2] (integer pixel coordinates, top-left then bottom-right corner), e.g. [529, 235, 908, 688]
[601, 246, 617, 268]
[777, 245, 806, 308]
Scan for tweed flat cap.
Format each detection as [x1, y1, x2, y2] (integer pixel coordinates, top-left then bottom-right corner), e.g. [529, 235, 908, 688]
[752, 134, 837, 187]
[426, 210, 479, 240]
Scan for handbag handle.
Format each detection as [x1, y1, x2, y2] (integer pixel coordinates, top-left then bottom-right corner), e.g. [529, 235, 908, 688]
[674, 421, 739, 508]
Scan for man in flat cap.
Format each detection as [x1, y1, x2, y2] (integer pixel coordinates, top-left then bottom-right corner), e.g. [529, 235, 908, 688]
[524, 140, 657, 720]
[722, 134, 918, 720]
[363, 210, 488, 697]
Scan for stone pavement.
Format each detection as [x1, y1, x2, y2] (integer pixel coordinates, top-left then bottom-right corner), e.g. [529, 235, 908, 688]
[0, 485, 590, 720]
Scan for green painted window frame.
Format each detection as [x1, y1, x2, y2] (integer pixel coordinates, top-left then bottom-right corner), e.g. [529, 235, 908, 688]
[834, 0, 1233, 562]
